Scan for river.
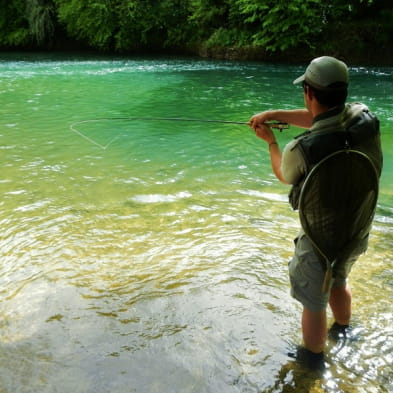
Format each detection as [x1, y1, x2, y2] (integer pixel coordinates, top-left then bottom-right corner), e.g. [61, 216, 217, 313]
[0, 53, 392, 393]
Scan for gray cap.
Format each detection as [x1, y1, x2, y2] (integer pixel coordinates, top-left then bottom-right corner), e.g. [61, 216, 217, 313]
[293, 56, 349, 90]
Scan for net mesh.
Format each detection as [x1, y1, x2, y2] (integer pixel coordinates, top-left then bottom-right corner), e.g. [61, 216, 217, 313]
[299, 150, 379, 266]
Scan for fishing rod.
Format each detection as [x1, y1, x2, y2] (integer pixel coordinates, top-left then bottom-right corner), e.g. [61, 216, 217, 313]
[69, 117, 289, 150]
[71, 116, 289, 129]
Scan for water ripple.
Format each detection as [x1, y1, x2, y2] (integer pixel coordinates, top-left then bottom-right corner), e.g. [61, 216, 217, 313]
[1, 55, 392, 393]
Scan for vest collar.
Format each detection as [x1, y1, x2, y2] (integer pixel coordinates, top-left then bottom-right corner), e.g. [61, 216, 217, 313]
[312, 105, 345, 125]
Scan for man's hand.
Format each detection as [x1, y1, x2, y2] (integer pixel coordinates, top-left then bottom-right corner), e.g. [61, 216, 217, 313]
[254, 124, 276, 145]
[250, 117, 287, 184]
[249, 111, 277, 145]
[249, 111, 273, 130]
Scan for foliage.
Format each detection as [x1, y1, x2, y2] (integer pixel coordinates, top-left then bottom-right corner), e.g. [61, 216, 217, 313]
[0, 0, 392, 62]
[54, 0, 116, 49]
[113, 0, 193, 51]
[233, 0, 322, 51]
[26, 0, 56, 45]
[51, 0, 194, 50]
[0, 0, 29, 47]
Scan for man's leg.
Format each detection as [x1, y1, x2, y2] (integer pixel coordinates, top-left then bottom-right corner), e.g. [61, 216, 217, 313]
[329, 283, 352, 325]
[302, 307, 327, 353]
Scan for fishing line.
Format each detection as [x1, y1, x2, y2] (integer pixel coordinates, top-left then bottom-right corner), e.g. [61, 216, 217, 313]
[69, 117, 289, 150]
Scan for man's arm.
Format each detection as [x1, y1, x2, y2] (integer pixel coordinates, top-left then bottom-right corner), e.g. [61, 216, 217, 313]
[250, 109, 313, 129]
[253, 124, 288, 184]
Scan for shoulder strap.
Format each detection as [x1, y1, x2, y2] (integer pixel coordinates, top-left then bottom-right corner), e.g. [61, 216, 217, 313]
[296, 108, 380, 171]
[288, 108, 380, 210]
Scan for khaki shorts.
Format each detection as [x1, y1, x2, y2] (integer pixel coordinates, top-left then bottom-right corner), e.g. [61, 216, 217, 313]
[288, 232, 368, 312]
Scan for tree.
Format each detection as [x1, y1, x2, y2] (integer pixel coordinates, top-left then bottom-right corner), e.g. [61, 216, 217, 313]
[54, 0, 116, 49]
[114, 0, 193, 51]
[0, 0, 392, 63]
[26, 0, 56, 45]
[0, 0, 29, 47]
[210, 0, 322, 52]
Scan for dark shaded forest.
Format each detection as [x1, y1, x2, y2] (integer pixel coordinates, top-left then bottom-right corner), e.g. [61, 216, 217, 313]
[1, 0, 392, 64]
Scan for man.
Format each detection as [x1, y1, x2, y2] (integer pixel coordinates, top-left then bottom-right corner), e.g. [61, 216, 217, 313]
[249, 56, 382, 365]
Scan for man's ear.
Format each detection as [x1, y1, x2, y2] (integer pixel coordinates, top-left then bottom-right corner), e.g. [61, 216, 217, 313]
[305, 86, 314, 101]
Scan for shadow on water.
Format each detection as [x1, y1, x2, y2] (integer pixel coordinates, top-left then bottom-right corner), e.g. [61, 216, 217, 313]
[266, 360, 326, 393]
[265, 318, 393, 393]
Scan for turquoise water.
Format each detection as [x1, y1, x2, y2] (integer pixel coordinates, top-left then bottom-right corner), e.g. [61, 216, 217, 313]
[0, 53, 392, 393]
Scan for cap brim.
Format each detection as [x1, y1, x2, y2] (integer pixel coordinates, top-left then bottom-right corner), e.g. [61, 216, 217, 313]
[293, 74, 305, 85]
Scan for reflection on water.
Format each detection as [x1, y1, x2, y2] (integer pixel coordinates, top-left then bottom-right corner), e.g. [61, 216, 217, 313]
[0, 54, 392, 393]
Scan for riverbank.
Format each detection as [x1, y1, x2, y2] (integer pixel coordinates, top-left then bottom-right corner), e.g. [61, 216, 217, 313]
[196, 43, 393, 66]
[2, 1, 392, 67]
[2, 40, 392, 67]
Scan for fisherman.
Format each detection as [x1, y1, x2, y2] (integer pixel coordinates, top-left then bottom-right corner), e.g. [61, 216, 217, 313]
[249, 56, 383, 367]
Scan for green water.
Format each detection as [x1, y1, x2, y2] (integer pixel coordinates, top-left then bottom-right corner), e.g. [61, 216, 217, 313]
[0, 53, 392, 393]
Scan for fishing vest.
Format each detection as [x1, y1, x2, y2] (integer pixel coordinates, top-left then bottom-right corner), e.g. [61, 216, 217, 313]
[289, 105, 380, 210]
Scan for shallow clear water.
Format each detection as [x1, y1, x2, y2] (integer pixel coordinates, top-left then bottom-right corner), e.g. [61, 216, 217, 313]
[0, 53, 392, 393]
